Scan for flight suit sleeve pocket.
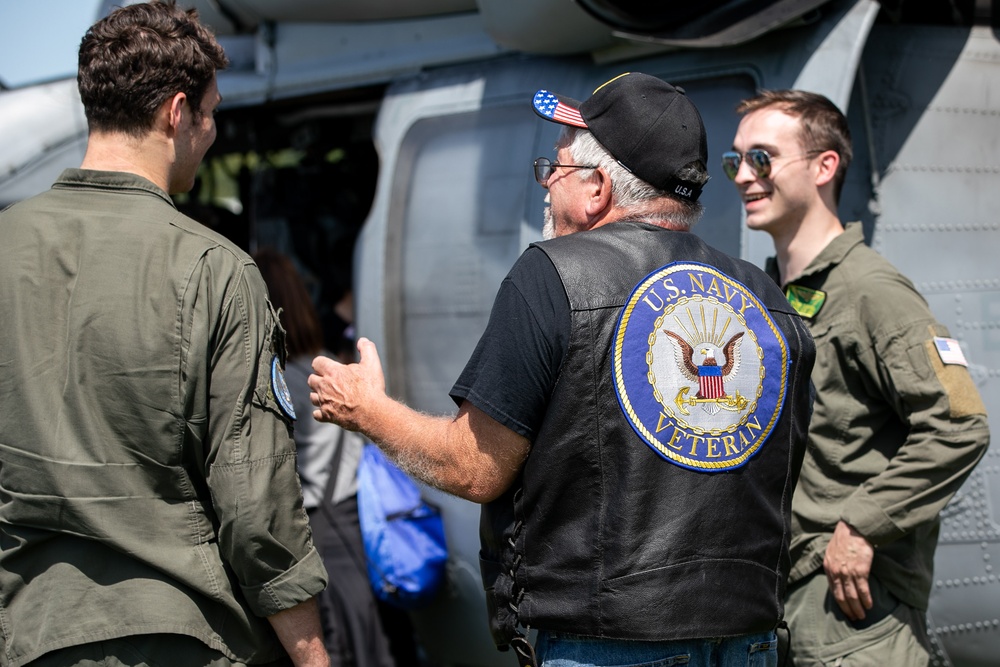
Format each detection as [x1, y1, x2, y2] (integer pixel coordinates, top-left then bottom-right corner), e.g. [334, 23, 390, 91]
[254, 302, 297, 424]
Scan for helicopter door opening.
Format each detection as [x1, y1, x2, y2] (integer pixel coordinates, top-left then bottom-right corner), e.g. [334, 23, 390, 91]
[175, 87, 384, 356]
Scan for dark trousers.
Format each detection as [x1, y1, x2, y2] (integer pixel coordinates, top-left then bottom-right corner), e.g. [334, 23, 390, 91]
[308, 496, 398, 667]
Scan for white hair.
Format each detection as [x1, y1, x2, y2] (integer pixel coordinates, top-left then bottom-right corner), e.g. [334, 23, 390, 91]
[561, 127, 707, 230]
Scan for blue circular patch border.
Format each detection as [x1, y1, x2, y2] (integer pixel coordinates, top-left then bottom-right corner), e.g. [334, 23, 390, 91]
[612, 262, 788, 472]
[271, 356, 297, 421]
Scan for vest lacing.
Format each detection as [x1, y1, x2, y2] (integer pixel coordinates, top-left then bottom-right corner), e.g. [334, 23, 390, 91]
[505, 518, 537, 667]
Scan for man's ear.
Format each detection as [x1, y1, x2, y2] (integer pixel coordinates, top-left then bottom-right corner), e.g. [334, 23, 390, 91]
[165, 92, 188, 134]
[584, 167, 614, 219]
[814, 150, 840, 189]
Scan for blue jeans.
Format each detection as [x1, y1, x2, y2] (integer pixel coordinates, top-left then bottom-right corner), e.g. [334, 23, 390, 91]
[534, 630, 778, 667]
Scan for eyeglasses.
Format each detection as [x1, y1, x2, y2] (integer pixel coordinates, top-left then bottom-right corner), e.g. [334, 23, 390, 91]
[721, 148, 823, 180]
[533, 157, 598, 186]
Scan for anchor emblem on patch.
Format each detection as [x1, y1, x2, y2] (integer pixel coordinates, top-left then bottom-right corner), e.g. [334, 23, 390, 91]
[612, 262, 789, 472]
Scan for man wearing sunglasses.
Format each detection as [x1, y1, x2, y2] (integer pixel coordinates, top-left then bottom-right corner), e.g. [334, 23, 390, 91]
[310, 72, 817, 666]
[727, 89, 989, 666]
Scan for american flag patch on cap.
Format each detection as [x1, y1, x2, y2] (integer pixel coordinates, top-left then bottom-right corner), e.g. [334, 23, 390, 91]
[533, 90, 588, 128]
[934, 337, 968, 366]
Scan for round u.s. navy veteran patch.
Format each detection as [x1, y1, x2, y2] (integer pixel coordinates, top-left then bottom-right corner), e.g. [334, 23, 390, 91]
[612, 262, 788, 472]
[271, 355, 297, 420]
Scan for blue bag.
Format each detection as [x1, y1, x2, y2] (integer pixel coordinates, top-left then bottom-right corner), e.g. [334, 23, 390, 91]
[356, 443, 448, 610]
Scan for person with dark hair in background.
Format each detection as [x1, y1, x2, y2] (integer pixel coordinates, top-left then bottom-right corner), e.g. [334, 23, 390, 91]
[254, 248, 399, 667]
[309, 72, 817, 666]
[726, 89, 989, 665]
[0, 3, 328, 665]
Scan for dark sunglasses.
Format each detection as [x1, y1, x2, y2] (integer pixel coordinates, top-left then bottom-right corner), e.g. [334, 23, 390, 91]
[533, 157, 598, 186]
[721, 148, 823, 180]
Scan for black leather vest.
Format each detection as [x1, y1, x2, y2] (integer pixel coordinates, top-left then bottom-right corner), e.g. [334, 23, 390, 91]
[480, 222, 815, 647]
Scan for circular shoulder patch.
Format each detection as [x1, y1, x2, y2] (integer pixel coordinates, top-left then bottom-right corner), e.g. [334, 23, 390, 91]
[271, 356, 297, 421]
[612, 262, 788, 472]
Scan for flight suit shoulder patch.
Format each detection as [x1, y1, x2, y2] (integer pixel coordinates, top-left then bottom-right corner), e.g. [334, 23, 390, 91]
[924, 336, 987, 419]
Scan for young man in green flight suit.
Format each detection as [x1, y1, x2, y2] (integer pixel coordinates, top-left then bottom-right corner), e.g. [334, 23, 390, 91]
[0, 3, 330, 665]
[726, 89, 990, 666]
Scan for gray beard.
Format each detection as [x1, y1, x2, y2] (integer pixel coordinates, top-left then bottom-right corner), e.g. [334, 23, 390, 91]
[542, 206, 556, 240]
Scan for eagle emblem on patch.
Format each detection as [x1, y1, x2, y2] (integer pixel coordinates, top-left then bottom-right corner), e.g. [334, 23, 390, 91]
[271, 355, 297, 420]
[612, 262, 789, 471]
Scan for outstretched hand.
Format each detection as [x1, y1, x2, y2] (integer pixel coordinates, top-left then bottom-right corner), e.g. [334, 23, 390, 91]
[309, 337, 531, 503]
[308, 337, 385, 432]
[823, 520, 875, 621]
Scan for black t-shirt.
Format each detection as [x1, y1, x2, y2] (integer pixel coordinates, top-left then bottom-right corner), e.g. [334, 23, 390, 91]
[449, 247, 570, 440]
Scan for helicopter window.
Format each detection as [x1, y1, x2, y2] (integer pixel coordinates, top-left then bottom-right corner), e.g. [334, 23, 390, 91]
[385, 104, 536, 412]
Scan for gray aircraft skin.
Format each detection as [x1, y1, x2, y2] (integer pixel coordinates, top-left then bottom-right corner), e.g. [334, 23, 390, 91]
[1, 1, 998, 665]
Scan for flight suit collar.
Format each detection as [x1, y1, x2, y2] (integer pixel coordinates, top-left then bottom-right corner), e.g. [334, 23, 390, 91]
[796, 221, 865, 280]
[764, 221, 865, 285]
[54, 168, 177, 208]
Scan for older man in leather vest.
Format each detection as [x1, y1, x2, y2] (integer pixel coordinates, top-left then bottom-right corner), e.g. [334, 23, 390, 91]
[309, 72, 816, 667]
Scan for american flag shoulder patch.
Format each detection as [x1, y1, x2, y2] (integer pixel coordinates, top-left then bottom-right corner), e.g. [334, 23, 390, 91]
[934, 337, 968, 367]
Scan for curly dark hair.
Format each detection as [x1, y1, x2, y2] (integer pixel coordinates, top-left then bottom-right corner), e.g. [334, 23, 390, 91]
[78, 1, 228, 136]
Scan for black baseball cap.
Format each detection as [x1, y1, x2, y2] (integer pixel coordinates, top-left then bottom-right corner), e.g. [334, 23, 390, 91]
[531, 72, 708, 202]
